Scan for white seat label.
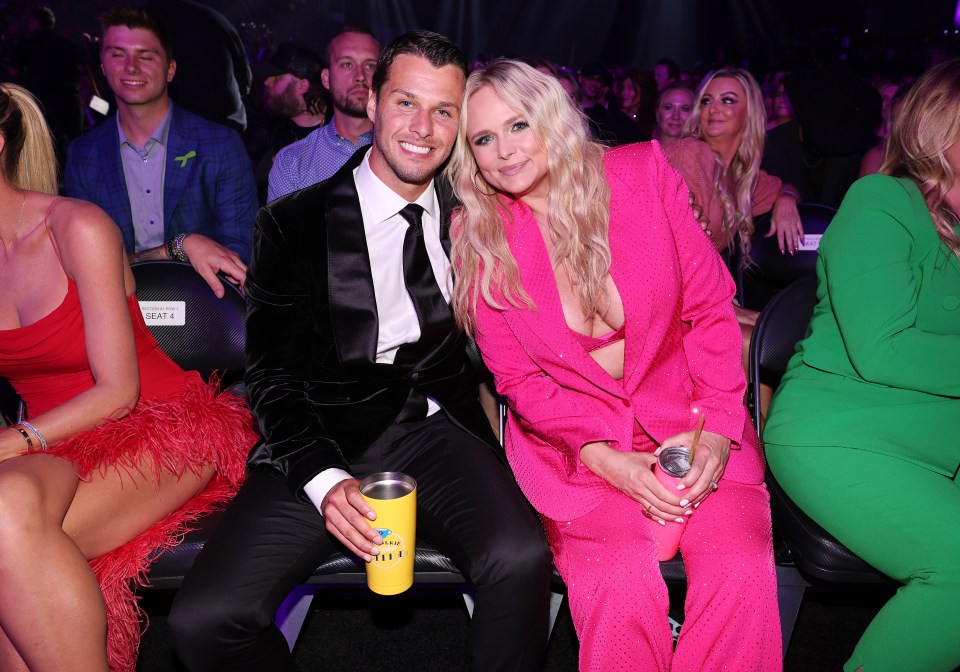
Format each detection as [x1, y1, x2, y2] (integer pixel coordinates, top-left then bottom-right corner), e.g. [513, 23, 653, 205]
[798, 234, 822, 252]
[139, 301, 186, 326]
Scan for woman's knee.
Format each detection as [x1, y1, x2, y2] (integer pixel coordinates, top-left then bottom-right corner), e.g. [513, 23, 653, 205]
[0, 469, 63, 556]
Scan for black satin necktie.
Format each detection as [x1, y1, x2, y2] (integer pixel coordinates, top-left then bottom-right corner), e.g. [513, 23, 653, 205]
[397, 203, 452, 341]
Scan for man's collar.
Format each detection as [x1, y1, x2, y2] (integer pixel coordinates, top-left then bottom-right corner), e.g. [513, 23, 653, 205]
[117, 103, 173, 149]
[354, 150, 439, 225]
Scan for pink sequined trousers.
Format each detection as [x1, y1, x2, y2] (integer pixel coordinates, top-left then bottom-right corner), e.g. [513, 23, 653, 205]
[543, 481, 781, 671]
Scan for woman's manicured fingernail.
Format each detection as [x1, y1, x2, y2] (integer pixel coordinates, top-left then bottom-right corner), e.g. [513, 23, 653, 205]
[680, 499, 689, 507]
[684, 510, 693, 516]
[676, 483, 686, 491]
[658, 519, 666, 526]
[675, 517, 685, 524]
[694, 502, 701, 509]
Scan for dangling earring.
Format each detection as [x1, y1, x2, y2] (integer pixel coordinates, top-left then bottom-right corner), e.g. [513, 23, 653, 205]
[472, 170, 497, 196]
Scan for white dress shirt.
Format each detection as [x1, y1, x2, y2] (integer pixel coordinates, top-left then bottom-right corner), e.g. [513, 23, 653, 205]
[304, 151, 452, 514]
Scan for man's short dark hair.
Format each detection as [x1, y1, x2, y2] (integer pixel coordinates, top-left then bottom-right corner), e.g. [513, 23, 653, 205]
[324, 24, 379, 68]
[28, 7, 56, 31]
[656, 58, 680, 80]
[371, 30, 466, 99]
[99, 5, 173, 60]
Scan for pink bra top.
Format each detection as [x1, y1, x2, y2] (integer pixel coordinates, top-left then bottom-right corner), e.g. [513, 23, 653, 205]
[570, 323, 626, 352]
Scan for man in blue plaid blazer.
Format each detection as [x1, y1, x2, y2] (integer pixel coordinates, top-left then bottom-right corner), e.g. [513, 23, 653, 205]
[65, 6, 256, 298]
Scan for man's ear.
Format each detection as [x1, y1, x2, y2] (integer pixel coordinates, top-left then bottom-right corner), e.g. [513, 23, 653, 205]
[321, 68, 330, 91]
[366, 88, 376, 123]
[167, 58, 177, 84]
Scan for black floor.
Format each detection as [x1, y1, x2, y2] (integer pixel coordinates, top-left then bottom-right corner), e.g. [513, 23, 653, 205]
[135, 583, 894, 671]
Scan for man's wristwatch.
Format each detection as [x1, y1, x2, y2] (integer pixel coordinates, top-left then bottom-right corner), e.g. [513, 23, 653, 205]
[166, 233, 190, 263]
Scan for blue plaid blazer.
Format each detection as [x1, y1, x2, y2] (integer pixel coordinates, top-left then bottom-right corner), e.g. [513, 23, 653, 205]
[65, 102, 256, 262]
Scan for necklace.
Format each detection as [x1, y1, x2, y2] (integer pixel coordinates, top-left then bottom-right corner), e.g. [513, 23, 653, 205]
[16, 192, 26, 229]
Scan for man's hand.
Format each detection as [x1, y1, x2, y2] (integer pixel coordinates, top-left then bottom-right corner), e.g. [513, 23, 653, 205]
[181, 234, 247, 298]
[320, 478, 383, 562]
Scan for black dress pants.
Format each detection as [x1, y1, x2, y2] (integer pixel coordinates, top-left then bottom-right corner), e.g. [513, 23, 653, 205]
[169, 413, 553, 671]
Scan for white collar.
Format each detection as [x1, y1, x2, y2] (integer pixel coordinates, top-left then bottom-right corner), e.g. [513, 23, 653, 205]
[354, 150, 440, 225]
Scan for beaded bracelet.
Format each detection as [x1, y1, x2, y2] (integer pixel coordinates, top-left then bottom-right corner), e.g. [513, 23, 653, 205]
[19, 420, 48, 451]
[10, 424, 33, 450]
[166, 233, 191, 263]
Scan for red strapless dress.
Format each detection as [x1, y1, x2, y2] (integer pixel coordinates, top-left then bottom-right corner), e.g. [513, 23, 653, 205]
[0, 279, 255, 672]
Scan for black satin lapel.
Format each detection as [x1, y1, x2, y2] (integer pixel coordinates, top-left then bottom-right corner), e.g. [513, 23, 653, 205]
[326, 150, 379, 367]
[438, 178, 456, 258]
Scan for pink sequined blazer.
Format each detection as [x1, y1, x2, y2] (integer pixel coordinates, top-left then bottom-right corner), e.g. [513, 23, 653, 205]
[472, 142, 765, 522]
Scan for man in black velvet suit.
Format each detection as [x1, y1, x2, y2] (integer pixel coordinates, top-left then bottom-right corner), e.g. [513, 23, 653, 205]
[169, 31, 552, 672]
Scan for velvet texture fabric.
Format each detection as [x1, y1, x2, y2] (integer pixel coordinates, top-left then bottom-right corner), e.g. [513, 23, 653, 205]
[244, 147, 495, 502]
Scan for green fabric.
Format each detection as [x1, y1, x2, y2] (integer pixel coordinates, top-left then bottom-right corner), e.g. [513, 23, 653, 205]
[766, 443, 960, 672]
[764, 174, 960, 475]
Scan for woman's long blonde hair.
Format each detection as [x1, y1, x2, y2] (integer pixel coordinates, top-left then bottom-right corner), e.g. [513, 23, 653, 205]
[881, 58, 960, 260]
[0, 83, 58, 195]
[684, 68, 766, 259]
[447, 59, 611, 335]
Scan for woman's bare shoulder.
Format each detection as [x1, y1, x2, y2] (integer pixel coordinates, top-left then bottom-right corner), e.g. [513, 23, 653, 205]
[45, 196, 124, 247]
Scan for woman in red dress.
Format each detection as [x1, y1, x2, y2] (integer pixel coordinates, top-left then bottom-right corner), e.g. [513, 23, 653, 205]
[0, 84, 253, 671]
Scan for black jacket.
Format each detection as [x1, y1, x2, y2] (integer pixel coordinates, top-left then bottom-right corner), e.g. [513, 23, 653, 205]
[244, 147, 493, 501]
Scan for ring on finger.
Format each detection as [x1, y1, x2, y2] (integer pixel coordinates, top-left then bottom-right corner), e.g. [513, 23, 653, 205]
[710, 480, 719, 491]
[642, 503, 653, 518]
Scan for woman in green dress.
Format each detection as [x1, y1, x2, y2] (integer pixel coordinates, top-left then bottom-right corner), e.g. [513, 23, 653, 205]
[764, 58, 960, 672]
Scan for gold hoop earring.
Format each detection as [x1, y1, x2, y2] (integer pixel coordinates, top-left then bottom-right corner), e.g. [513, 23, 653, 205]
[472, 170, 497, 197]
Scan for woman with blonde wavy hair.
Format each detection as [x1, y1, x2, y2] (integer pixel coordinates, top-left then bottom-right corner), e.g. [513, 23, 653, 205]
[449, 59, 780, 672]
[665, 67, 803, 262]
[764, 58, 960, 672]
[0, 83, 252, 671]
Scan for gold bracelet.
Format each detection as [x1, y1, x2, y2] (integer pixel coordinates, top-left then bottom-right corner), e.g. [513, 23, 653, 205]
[11, 424, 33, 450]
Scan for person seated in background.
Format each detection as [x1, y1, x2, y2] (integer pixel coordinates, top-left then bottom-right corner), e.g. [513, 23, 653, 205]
[146, 0, 252, 134]
[653, 57, 680, 90]
[266, 25, 379, 201]
[665, 67, 803, 265]
[766, 74, 793, 131]
[255, 42, 327, 204]
[653, 81, 694, 148]
[0, 82, 253, 672]
[764, 58, 960, 672]
[761, 66, 881, 209]
[614, 67, 656, 140]
[579, 62, 643, 146]
[65, 6, 257, 299]
[449, 58, 780, 672]
[858, 78, 912, 177]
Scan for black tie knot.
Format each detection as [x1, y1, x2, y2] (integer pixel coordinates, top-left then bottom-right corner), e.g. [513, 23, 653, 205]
[398, 203, 425, 235]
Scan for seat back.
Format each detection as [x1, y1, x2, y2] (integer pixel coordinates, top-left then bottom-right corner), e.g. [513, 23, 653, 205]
[742, 203, 836, 310]
[130, 261, 246, 387]
[749, 275, 891, 584]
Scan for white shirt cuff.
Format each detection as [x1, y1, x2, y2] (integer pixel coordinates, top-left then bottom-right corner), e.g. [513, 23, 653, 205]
[303, 468, 352, 516]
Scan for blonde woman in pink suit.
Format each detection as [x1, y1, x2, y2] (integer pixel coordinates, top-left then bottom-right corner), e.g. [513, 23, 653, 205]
[448, 59, 780, 671]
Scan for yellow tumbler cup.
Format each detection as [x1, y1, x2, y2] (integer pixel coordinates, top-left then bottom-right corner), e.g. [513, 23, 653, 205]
[359, 472, 417, 595]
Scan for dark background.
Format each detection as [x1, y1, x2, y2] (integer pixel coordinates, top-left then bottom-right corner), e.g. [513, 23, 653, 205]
[1, 0, 958, 76]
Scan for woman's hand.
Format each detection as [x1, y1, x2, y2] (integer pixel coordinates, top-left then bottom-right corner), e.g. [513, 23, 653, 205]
[580, 441, 690, 524]
[766, 194, 804, 255]
[660, 429, 732, 508]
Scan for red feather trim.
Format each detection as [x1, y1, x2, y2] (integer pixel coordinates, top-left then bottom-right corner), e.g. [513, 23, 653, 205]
[45, 377, 255, 671]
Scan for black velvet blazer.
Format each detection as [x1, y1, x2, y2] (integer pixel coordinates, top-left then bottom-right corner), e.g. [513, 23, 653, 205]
[244, 148, 493, 502]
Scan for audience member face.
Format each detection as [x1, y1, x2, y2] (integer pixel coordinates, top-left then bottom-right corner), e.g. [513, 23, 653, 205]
[657, 88, 693, 139]
[618, 78, 639, 110]
[366, 54, 465, 200]
[262, 73, 303, 117]
[698, 76, 748, 146]
[466, 86, 550, 204]
[773, 83, 792, 121]
[578, 76, 606, 107]
[654, 64, 672, 90]
[101, 25, 175, 109]
[322, 31, 380, 118]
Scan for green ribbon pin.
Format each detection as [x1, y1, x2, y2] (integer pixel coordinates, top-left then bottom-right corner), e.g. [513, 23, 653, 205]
[175, 150, 197, 168]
